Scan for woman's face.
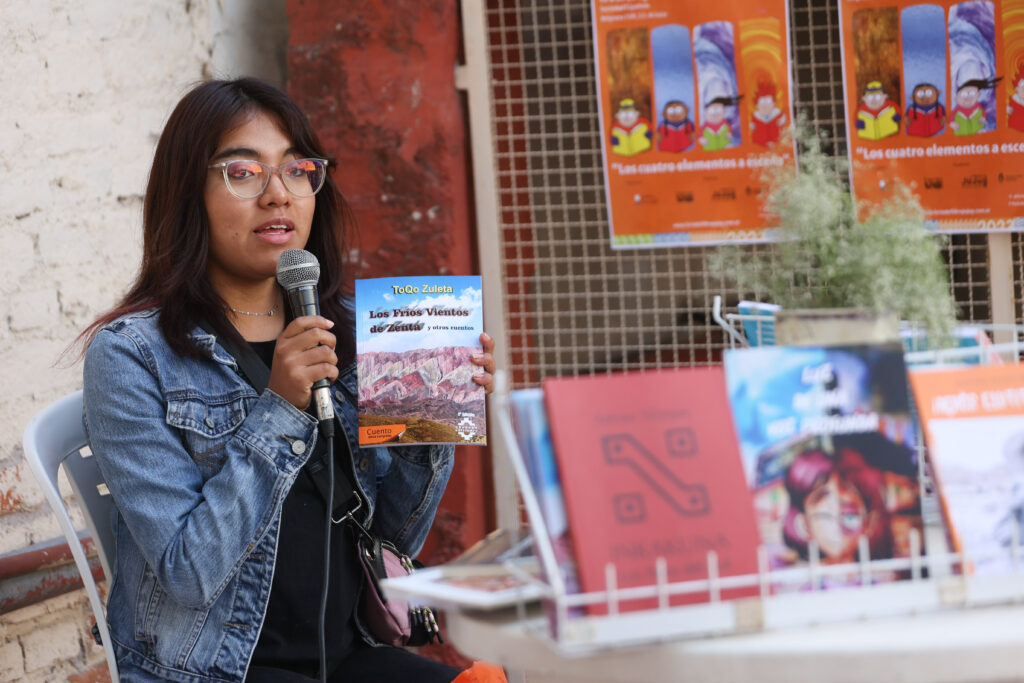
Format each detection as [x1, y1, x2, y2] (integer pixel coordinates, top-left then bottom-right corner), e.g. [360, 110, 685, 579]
[803, 472, 866, 561]
[204, 111, 315, 292]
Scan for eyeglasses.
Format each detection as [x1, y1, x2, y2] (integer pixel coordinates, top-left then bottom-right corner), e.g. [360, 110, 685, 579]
[207, 158, 329, 199]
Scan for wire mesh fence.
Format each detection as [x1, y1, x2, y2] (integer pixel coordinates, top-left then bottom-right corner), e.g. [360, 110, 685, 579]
[484, 0, 1015, 388]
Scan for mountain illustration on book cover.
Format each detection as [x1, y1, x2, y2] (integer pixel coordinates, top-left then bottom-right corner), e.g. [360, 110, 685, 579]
[355, 275, 486, 447]
[723, 343, 922, 590]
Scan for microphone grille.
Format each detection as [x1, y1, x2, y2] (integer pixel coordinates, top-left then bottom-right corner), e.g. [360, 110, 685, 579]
[276, 249, 321, 290]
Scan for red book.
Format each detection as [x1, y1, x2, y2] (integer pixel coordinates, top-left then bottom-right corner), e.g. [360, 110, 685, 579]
[542, 368, 759, 615]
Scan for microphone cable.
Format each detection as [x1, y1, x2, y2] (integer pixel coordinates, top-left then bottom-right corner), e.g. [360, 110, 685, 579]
[317, 419, 335, 683]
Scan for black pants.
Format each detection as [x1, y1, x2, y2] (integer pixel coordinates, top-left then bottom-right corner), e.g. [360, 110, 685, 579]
[246, 644, 461, 683]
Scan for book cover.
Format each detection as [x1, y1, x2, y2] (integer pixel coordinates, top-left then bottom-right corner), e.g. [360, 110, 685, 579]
[908, 363, 1024, 575]
[723, 344, 922, 589]
[542, 368, 760, 615]
[355, 275, 486, 447]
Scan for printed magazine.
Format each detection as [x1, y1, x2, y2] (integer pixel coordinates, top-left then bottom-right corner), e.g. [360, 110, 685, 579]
[355, 275, 486, 447]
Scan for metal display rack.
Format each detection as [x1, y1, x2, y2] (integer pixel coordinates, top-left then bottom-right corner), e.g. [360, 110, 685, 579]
[489, 298, 1024, 657]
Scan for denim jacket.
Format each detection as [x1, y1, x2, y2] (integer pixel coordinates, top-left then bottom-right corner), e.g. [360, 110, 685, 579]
[82, 309, 454, 682]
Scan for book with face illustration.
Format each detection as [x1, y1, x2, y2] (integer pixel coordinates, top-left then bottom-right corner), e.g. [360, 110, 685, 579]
[354, 276, 485, 447]
[723, 343, 923, 589]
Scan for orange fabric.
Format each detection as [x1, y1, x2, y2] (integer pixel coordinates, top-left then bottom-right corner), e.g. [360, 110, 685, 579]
[452, 661, 508, 683]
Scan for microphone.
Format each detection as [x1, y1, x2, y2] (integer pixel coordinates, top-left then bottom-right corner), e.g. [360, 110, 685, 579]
[276, 249, 335, 428]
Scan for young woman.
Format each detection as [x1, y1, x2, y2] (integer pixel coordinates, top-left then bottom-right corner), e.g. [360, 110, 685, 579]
[80, 78, 496, 682]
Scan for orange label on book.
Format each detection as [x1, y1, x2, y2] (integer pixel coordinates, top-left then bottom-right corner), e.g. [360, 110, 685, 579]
[359, 424, 406, 444]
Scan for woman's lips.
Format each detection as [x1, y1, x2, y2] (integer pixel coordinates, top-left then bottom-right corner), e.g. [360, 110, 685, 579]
[254, 223, 294, 244]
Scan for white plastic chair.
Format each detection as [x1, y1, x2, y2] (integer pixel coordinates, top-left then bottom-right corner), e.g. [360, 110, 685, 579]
[23, 390, 119, 681]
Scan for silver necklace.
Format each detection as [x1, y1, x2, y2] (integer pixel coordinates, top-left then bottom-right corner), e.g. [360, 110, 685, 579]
[228, 300, 280, 317]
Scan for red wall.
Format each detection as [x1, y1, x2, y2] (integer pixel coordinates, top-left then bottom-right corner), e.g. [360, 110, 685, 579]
[287, 1, 475, 276]
[286, 0, 494, 570]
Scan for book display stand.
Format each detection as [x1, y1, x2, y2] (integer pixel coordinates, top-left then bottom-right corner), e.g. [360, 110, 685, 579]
[487, 299, 1024, 655]
[494, 389, 1024, 658]
[386, 298, 1024, 680]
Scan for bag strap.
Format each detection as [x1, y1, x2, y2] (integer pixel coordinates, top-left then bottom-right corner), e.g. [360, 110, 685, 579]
[199, 320, 272, 394]
[197, 320, 360, 518]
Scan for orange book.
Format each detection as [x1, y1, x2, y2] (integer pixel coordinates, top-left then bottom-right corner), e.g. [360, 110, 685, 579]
[542, 368, 759, 615]
[909, 363, 1024, 575]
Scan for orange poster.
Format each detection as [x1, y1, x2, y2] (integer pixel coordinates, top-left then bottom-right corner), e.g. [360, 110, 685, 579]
[591, 0, 795, 247]
[840, 0, 1024, 232]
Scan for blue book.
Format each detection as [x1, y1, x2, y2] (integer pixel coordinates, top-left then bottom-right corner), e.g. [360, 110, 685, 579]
[737, 300, 780, 346]
[508, 388, 582, 627]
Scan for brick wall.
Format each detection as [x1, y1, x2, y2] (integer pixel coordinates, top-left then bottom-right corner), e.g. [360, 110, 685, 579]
[1, 1, 483, 678]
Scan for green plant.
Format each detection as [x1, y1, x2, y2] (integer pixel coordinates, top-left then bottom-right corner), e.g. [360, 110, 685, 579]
[708, 123, 958, 339]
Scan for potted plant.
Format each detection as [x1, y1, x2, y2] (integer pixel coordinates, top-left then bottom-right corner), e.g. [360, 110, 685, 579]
[709, 123, 958, 346]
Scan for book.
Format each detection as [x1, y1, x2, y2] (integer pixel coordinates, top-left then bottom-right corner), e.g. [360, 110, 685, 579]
[354, 275, 486, 447]
[908, 363, 1024, 575]
[509, 389, 572, 550]
[380, 560, 545, 611]
[737, 300, 780, 347]
[542, 368, 760, 615]
[508, 388, 583, 626]
[723, 343, 923, 589]
[381, 529, 545, 610]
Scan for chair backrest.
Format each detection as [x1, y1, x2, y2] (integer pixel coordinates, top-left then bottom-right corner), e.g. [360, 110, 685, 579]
[23, 390, 119, 681]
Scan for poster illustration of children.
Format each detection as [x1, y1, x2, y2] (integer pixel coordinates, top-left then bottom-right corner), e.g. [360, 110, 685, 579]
[651, 24, 697, 153]
[750, 79, 786, 147]
[905, 83, 946, 137]
[851, 7, 901, 142]
[605, 27, 654, 157]
[610, 98, 653, 156]
[656, 100, 695, 152]
[856, 81, 901, 140]
[948, 1, 999, 136]
[950, 73, 1000, 135]
[1008, 60, 1024, 132]
[699, 94, 742, 151]
[901, 4, 947, 138]
[694, 21, 741, 150]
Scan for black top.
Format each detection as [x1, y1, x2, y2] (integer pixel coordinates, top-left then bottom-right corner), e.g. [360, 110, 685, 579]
[246, 340, 363, 673]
